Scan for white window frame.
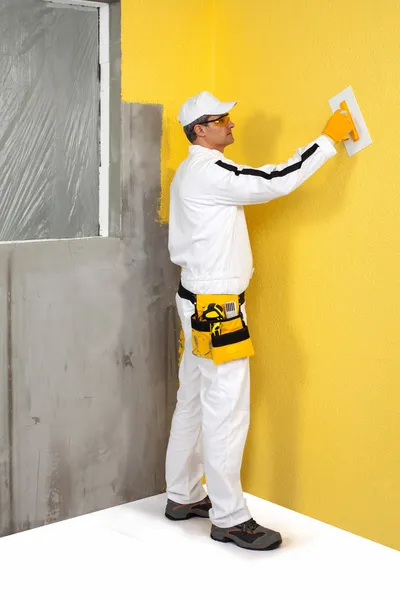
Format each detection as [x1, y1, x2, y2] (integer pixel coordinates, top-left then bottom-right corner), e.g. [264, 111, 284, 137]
[43, 0, 111, 237]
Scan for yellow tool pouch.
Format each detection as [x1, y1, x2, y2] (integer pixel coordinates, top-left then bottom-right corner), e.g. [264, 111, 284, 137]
[191, 293, 255, 365]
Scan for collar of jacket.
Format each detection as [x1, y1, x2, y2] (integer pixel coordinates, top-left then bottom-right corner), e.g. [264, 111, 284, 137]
[188, 145, 225, 159]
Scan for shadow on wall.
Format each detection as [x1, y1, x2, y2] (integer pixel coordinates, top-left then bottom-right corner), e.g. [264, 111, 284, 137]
[239, 111, 356, 508]
[157, 105, 178, 223]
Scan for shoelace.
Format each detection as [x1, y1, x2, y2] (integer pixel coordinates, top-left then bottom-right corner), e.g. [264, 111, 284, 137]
[239, 518, 259, 532]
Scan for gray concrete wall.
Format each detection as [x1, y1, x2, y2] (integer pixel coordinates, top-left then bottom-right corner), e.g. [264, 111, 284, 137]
[0, 103, 180, 537]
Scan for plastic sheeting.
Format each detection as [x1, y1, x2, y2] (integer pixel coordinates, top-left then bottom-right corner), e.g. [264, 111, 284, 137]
[0, 0, 100, 241]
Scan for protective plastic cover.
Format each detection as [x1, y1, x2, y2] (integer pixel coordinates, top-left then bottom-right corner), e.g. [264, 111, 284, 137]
[0, 0, 100, 241]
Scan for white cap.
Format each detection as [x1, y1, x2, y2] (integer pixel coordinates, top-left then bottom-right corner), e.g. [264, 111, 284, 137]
[178, 91, 237, 127]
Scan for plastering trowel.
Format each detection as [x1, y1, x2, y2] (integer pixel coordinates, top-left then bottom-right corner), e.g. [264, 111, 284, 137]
[328, 86, 372, 157]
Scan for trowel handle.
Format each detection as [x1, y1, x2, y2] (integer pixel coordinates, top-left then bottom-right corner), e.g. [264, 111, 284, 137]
[340, 100, 360, 142]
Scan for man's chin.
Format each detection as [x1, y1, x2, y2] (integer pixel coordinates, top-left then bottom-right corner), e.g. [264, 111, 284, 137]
[226, 135, 235, 145]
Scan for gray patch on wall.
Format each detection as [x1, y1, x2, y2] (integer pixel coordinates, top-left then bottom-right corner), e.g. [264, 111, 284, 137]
[0, 102, 180, 536]
[117, 103, 180, 502]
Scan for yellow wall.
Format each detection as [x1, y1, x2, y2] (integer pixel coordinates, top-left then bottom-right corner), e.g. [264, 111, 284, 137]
[214, 0, 400, 550]
[122, 0, 400, 550]
[122, 0, 215, 221]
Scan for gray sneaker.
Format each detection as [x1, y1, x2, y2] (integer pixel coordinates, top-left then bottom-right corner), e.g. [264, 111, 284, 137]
[165, 496, 212, 521]
[211, 518, 282, 550]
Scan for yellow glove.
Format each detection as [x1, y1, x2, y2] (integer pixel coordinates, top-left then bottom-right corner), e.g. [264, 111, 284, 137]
[323, 109, 353, 143]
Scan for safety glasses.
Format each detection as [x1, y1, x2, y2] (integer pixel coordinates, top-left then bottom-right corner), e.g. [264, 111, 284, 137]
[204, 113, 230, 127]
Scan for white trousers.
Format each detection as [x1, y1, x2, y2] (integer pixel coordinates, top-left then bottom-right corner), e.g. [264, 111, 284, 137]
[166, 294, 252, 528]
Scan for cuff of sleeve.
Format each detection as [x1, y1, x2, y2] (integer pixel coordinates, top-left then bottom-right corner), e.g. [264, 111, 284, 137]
[316, 134, 337, 156]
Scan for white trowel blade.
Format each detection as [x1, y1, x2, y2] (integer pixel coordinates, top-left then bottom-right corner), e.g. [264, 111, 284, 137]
[328, 86, 372, 157]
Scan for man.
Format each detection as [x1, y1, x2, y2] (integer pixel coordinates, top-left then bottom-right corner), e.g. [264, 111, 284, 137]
[165, 91, 352, 551]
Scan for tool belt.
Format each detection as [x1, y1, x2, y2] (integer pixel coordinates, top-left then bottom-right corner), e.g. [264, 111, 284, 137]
[178, 283, 255, 365]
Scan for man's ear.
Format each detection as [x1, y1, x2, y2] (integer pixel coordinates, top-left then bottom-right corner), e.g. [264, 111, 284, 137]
[194, 123, 207, 138]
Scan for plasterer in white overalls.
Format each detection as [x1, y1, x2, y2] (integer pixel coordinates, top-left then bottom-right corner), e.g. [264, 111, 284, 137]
[165, 91, 352, 550]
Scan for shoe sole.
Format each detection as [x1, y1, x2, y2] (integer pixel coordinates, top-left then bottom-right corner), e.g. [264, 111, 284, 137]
[211, 533, 282, 551]
[165, 511, 210, 522]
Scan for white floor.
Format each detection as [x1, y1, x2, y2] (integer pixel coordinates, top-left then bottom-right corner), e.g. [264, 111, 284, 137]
[0, 492, 399, 600]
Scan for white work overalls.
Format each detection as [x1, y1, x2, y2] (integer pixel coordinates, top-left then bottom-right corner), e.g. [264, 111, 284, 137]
[166, 135, 336, 527]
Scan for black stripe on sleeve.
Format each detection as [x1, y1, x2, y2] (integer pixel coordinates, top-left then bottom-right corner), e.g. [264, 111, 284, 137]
[215, 143, 320, 180]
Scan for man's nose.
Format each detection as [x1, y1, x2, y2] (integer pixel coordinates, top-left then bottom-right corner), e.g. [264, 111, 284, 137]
[228, 120, 235, 129]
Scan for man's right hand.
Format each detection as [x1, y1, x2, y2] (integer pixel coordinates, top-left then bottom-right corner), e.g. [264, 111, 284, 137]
[323, 109, 353, 143]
